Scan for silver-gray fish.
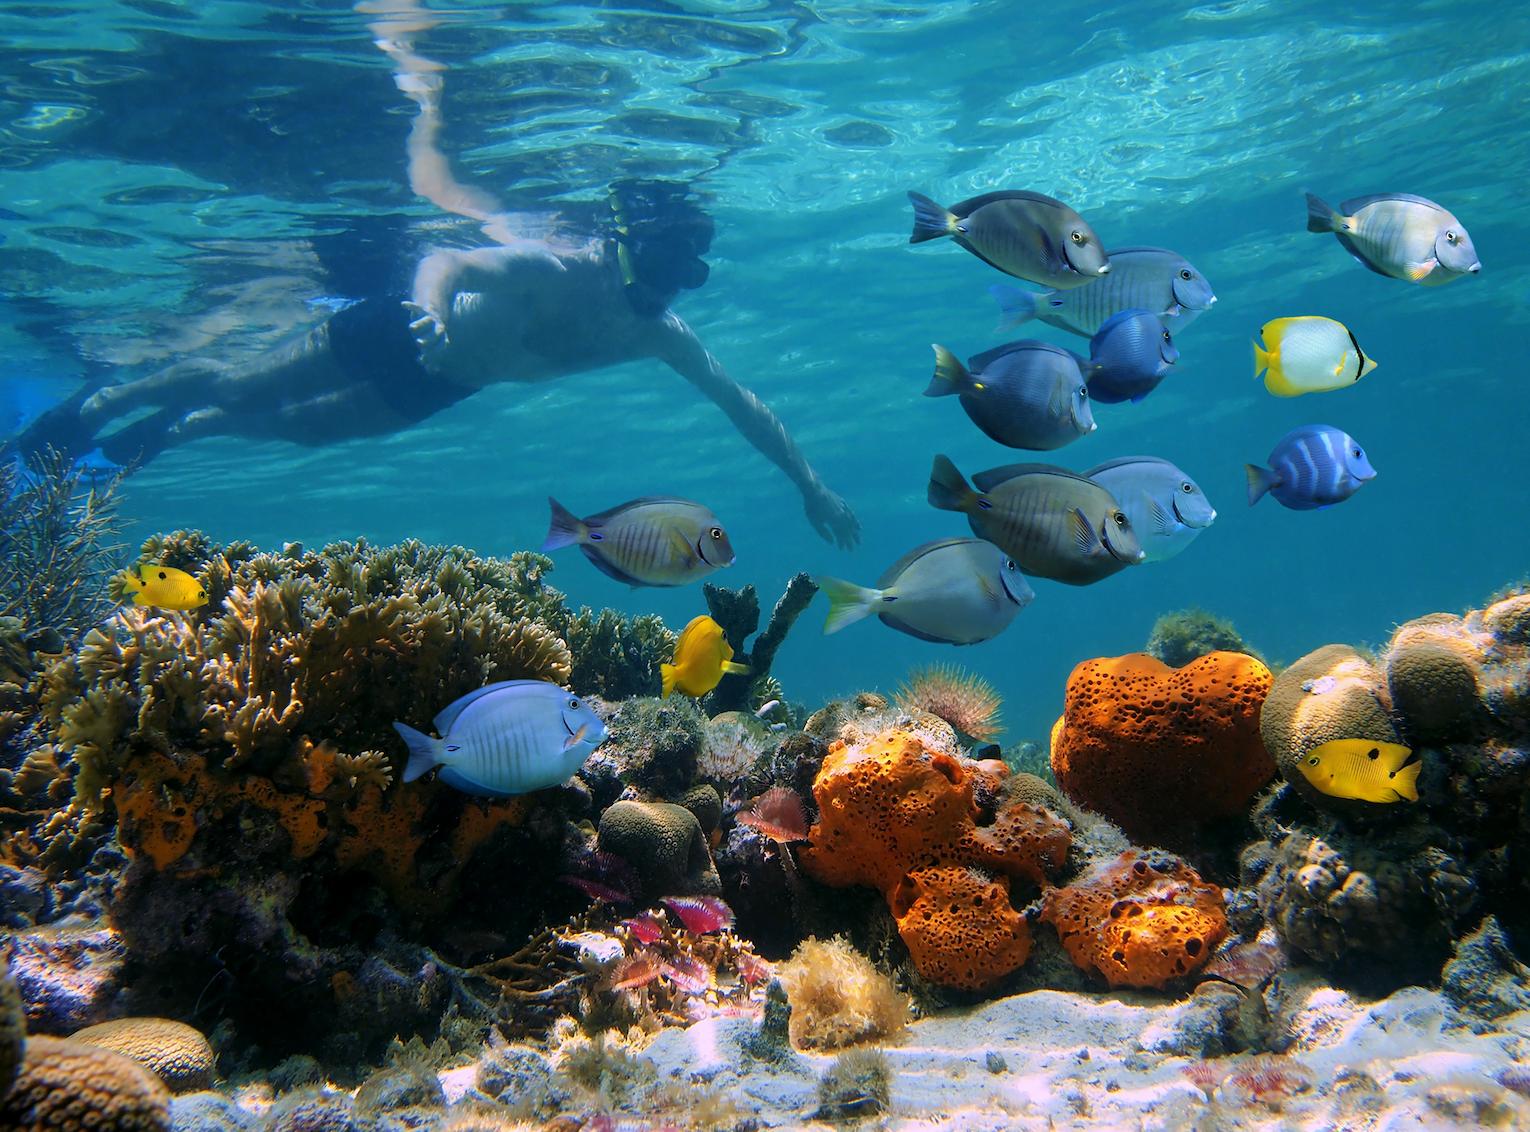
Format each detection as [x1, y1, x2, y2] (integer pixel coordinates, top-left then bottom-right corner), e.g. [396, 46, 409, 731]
[1305, 192, 1480, 285]
[908, 189, 1110, 289]
[926, 340, 1094, 450]
[543, 496, 734, 587]
[989, 246, 1216, 336]
[817, 538, 1034, 645]
[1085, 456, 1215, 562]
[394, 680, 608, 797]
[926, 456, 1144, 585]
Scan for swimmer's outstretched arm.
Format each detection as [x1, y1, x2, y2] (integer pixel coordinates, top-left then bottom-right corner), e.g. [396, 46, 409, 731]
[646, 313, 860, 549]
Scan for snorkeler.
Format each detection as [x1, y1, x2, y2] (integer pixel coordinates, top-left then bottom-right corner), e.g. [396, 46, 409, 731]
[11, 1, 860, 549]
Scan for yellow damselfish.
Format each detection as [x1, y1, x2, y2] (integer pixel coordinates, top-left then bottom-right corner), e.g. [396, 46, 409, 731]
[661, 615, 750, 699]
[1298, 739, 1419, 803]
[120, 564, 208, 611]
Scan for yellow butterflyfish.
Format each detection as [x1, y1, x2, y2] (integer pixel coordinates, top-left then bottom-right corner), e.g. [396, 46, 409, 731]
[1253, 316, 1376, 397]
[120, 564, 208, 611]
[1298, 739, 1419, 803]
[660, 615, 749, 699]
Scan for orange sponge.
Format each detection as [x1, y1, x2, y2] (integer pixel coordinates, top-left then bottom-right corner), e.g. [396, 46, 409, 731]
[1049, 651, 1274, 845]
[890, 866, 1032, 992]
[1041, 851, 1226, 989]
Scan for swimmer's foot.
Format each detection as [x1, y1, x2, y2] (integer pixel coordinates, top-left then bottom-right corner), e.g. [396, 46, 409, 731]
[7, 382, 104, 463]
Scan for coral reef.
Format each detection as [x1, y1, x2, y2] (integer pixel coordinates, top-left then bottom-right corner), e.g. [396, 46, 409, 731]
[702, 573, 818, 714]
[0, 1033, 171, 1131]
[1049, 651, 1274, 848]
[562, 608, 675, 701]
[596, 800, 721, 898]
[69, 1016, 215, 1093]
[6, 920, 125, 1033]
[1, 959, 20, 1100]
[1441, 915, 1530, 1031]
[1145, 607, 1260, 669]
[895, 663, 1003, 743]
[1041, 850, 1227, 989]
[800, 728, 1070, 990]
[815, 1047, 891, 1122]
[890, 865, 1032, 992]
[776, 936, 909, 1050]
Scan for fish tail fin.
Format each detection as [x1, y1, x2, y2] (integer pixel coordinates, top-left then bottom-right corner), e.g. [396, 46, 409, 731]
[722, 660, 751, 675]
[1393, 759, 1422, 802]
[660, 663, 678, 699]
[393, 721, 441, 783]
[542, 496, 585, 552]
[907, 191, 956, 243]
[988, 283, 1037, 330]
[1245, 463, 1278, 507]
[1304, 192, 1340, 233]
[927, 454, 975, 513]
[817, 575, 879, 634]
[924, 344, 968, 397]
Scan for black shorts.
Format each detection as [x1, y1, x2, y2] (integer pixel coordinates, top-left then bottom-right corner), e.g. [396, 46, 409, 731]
[326, 297, 475, 423]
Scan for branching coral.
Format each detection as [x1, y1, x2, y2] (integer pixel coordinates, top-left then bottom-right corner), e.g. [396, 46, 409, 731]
[703, 574, 817, 714]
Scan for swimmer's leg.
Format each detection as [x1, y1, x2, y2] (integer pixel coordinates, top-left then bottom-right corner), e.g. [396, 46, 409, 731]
[7, 380, 109, 463]
[96, 405, 229, 467]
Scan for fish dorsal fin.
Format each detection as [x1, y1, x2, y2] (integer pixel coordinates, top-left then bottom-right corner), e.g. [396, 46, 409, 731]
[1069, 508, 1100, 555]
[875, 538, 975, 589]
[434, 679, 557, 736]
[951, 189, 1069, 217]
[1101, 246, 1176, 258]
[972, 462, 1089, 493]
[967, 339, 1052, 373]
[1083, 456, 1174, 477]
[1340, 192, 1447, 214]
[585, 496, 709, 526]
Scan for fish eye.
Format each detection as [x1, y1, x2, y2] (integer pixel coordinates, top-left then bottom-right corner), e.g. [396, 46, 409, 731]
[1078, 386, 1088, 400]
[568, 697, 580, 710]
[709, 527, 723, 540]
[1181, 482, 1193, 493]
[1113, 511, 1127, 526]
[158, 570, 167, 580]
[1352, 447, 1362, 458]
[1162, 329, 1171, 341]
[1069, 230, 1085, 244]
[1005, 558, 1017, 571]
[1307, 755, 1319, 766]
[1446, 230, 1458, 243]
[1179, 269, 1192, 280]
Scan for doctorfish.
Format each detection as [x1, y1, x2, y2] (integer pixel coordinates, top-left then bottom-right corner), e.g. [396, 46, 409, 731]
[925, 340, 1094, 450]
[817, 538, 1034, 645]
[543, 496, 735, 587]
[1082, 309, 1179, 404]
[1305, 191, 1480, 285]
[662, 615, 750, 699]
[120, 564, 207, 611]
[989, 246, 1216, 336]
[1246, 425, 1376, 510]
[1298, 739, 1420, 803]
[926, 455, 1144, 586]
[1084, 456, 1215, 563]
[394, 680, 608, 798]
[908, 189, 1110, 290]
[1253, 316, 1376, 397]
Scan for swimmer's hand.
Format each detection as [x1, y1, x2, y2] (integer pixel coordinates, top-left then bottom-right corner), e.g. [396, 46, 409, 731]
[403, 300, 449, 359]
[805, 486, 860, 549]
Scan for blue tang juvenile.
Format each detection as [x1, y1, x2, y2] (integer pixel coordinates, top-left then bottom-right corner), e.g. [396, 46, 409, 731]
[925, 341, 1094, 450]
[817, 538, 1034, 645]
[1082, 310, 1179, 404]
[989, 246, 1216, 337]
[1246, 425, 1376, 510]
[1085, 457, 1215, 562]
[394, 680, 607, 797]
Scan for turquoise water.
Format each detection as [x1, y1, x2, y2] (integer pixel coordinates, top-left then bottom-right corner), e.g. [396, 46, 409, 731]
[3, 0, 1527, 741]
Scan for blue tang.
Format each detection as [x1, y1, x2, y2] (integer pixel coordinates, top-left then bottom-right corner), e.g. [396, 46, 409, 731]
[1082, 310, 1179, 404]
[394, 679, 607, 797]
[988, 246, 1216, 337]
[1246, 425, 1377, 510]
[925, 340, 1094, 450]
[1085, 457, 1215, 562]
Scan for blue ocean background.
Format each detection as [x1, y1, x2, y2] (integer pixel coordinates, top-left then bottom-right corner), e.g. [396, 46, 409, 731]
[2, 0, 1526, 743]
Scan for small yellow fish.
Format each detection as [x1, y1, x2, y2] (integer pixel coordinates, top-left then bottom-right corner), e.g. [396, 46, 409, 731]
[661, 615, 750, 699]
[1298, 739, 1419, 803]
[1253, 316, 1376, 397]
[120, 564, 207, 611]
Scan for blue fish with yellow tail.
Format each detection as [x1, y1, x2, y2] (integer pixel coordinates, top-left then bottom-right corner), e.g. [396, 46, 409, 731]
[394, 680, 607, 798]
[1246, 425, 1376, 511]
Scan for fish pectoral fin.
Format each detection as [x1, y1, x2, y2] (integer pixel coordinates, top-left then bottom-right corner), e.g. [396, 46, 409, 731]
[1069, 508, 1100, 555]
[562, 724, 589, 751]
[722, 661, 751, 675]
[1401, 260, 1437, 282]
[1145, 492, 1176, 536]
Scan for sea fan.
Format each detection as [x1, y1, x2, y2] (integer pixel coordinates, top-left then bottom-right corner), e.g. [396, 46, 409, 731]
[737, 786, 808, 843]
[896, 663, 1003, 742]
[1221, 1055, 1312, 1107]
[1182, 1061, 1223, 1100]
[661, 895, 735, 934]
[620, 910, 666, 945]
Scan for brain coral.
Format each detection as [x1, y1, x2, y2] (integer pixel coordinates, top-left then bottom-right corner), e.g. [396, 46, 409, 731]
[1383, 614, 1487, 741]
[1260, 644, 1401, 811]
[1041, 851, 1227, 989]
[1049, 651, 1274, 846]
[801, 729, 1070, 990]
[70, 1017, 215, 1093]
[0, 1034, 171, 1131]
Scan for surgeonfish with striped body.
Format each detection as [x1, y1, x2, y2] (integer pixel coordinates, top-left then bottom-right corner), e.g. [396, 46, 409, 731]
[1298, 739, 1420, 803]
[817, 538, 1034, 645]
[927, 455, 1144, 586]
[907, 189, 1110, 289]
[1246, 425, 1376, 510]
[543, 496, 734, 587]
[119, 564, 207, 611]
[662, 615, 750, 699]
[925, 341, 1094, 450]
[393, 680, 607, 798]
[989, 246, 1216, 336]
[1082, 310, 1179, 404]
[1253, 317, 1376, 397]
[1305, 191, 1480, 285]
[1084, 457, 1215, 562]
